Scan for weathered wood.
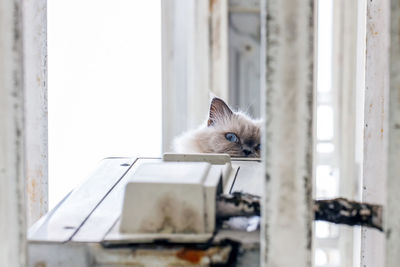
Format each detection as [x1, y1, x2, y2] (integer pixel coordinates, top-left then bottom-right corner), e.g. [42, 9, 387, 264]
[314, 198, 382, 231]
[161, 0, 189, 153]
[23, 0, 48, 227]
[186, 0, 210, 131]
[331, 0, 359, 264]
[260, 0, 314, 265]
[92, 243, 237, 266]
[229, 0, 259, 13]
[0, 0, 27, 265]
[28, 158, 134, 242]
[386, 0, 400, 265]
[332, 0, 358, 200]
[354, 1, 367, 266]
[71, 159, 140, 242]
[217, 192, 261, 219]
[361, 0, 390, 266]
[29, 243, 89, 267]
[217, 193, 383, 231]
[210, 0, 229, 101]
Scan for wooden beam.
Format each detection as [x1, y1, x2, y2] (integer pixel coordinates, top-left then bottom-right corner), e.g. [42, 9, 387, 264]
[218, 193, 383, 231]
[0, 0, 27, 265]
[361, 0, 390, 266]
[260, 0, 314, 266]
[23, 0, 48, 227]
[161, 0, 210, 152]
[331, 0, 359, 265]
[386, 0, 400, 265]
[210, 0, 229, 101]
[186, 0, 210, 130]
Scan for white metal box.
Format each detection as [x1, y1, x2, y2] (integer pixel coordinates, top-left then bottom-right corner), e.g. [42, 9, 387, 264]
[119, 162, 222, 236]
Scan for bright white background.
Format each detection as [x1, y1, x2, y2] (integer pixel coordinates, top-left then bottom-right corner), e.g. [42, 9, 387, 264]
[48, 1, 162, 208]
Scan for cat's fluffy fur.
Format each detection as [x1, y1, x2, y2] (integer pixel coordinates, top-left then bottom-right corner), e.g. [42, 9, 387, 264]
[173, 97, 261, 158]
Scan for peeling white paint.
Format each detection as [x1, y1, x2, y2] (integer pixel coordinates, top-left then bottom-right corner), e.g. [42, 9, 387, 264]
[210, 0, 229, 101]
[260, 0, 314, 266]
[331, 0, 359, 264]
[161, 0, 210, 153]
[361, 0, 390, 266]
[23, 0, 48, 227]
[385, 0, 400, 266]
[0, 0, 27, 266]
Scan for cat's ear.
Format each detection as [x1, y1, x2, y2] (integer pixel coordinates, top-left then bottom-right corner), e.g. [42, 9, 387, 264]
[208, 98, 233, 126]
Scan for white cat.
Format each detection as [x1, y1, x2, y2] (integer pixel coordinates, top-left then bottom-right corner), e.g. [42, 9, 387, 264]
[173, 97, 261, 158]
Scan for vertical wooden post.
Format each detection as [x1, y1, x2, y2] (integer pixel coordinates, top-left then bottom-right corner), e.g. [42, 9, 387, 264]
[162, 0, 210, 152]
[23, 0, 48, 227]
[260, 0, 314, 266]
[210, 0, 228, 101]
[186, 0, 210, 130]
[162, 0, 230, 152]
[162, 0, 188, 152]
[331, 0, 359, 265]
[386, 0, 400, 265]
[361, 0, 390, 266]
[0, 0, 27, 265]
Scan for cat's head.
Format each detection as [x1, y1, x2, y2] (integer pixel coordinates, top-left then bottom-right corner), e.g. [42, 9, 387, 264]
[202, 97, 261, 158]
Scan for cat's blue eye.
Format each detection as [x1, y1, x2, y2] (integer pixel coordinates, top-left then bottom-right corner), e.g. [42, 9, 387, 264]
[255, 144, 261, 151]
[225, 133, 239, 143]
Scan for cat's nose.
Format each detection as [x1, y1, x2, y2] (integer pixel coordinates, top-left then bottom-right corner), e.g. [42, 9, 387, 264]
[243, 149, 252, 156]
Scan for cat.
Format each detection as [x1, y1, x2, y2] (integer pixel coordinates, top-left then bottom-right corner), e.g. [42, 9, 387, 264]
[173, 97, 261, 158]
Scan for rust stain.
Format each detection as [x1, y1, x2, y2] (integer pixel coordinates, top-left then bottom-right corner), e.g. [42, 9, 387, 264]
[27, 168, 44, 203]
[210, 0, 218, 12]
[28, 177, 37, 202]
[176, 249, 205, 264]
[175, 246, 229, 264]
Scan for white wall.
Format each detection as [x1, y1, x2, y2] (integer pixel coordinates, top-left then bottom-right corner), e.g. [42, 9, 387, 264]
[48, 0, 162, 208]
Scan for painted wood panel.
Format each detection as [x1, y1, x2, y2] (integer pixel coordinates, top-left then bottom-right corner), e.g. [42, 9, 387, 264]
[28, 158, 135, 242]
[23, 0, 48, 227]
[72, 158, 160, 243]
[0, 0, 27, 266]
[29, 243, 89, 267]
[210, 0, 229, 101]
[260, 0, 314, 266]
[361, 1, 390, 266]
[331, 0, 359, 265]
[161, 0, 210, 153]
[385, 0, 400, 265]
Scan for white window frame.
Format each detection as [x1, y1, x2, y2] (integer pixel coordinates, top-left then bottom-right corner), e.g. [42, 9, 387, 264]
[161, 0, 229, 152]
[0, 0, 27, 265]
[1, 0, 48, 265]
[3, 0, 400, 266]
